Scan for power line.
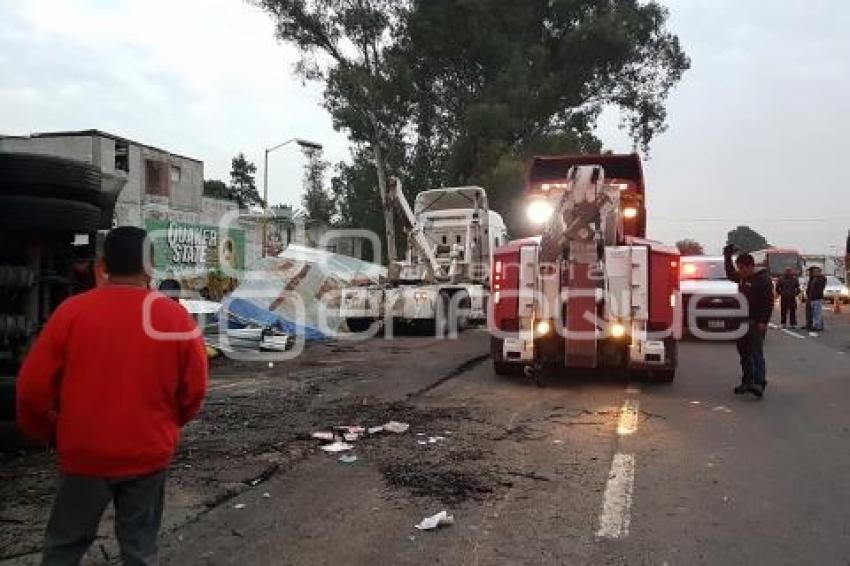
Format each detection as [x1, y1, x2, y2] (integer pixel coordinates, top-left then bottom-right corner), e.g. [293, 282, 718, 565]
[653, 216, 850, 223]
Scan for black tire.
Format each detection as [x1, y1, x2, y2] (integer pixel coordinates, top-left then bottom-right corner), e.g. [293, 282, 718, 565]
[0, 152, 103, 206]
[0, 196, 101, 232]
[493, 360, 523, 376]
[346, 317, 376, 333]
[647, 339, 678, 383]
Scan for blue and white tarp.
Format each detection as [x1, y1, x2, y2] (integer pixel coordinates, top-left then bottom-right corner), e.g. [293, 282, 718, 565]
[222, 245, 385, 340]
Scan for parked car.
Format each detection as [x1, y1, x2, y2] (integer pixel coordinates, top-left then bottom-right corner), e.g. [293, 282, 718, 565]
[824, 275, 850, 304]
[680, 256, 743, 336]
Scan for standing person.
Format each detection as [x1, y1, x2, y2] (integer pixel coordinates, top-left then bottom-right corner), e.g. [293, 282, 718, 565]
[724, 244, 774, 398]
[775, 266, 800, 328]
[804, 271, 814, 330]
[16, 226, 208, 566]
[807, 265, 827, 333]
[157, 270, 182, 302]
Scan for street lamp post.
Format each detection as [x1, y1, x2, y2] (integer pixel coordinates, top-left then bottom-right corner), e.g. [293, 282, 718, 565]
[262, 137, 323, 256]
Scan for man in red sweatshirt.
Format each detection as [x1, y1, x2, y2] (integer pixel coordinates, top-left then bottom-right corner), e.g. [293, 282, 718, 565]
[16, 226, 208, 566]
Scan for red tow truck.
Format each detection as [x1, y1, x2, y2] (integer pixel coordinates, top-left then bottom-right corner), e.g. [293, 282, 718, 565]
[489, 154, 681, 382]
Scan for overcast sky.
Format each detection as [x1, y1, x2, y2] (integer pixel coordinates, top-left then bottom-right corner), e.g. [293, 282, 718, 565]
[1, 0, 848, 254]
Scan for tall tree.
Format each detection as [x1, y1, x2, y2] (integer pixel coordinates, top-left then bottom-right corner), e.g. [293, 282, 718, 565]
[401, 0, 689, 232]
[301, 147, 336, 224]
[229, 153, 264, 208]
[256, 0, 411, 262]
[676, 238, 705, 256]
[203, 179, 231, 200]
[726, 226, 770, 253]
[257, 0, 689, 239]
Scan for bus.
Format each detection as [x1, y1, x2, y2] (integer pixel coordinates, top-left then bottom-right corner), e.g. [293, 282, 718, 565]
[750, 248, 804, 278]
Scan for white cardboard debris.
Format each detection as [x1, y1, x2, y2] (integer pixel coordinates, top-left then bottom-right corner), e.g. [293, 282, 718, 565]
[320, 441, 354, 453]
[367, 425, 384, 435]
[233, 503, 247, 510]
[383, 421, 410, 434]
[339, 454, 358, 464]
[712, 405, 733, 414]
[427, 436, 446, 444]
[415, 510, 454, 531]
[343, 432, 361, 442]
[312, 431, 335, 441]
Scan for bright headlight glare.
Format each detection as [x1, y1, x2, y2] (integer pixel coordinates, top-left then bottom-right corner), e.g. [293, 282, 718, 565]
[611, 322, 626, 338]
[535, 320, 551, 336]
[622, 206, 639, 219]
[527, 200, 554, 224]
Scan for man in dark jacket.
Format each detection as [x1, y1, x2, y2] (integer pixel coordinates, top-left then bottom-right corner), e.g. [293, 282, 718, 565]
[775, 267, 800, 328]
[724, 245, 774, 398]
[806, 266, 827, 332]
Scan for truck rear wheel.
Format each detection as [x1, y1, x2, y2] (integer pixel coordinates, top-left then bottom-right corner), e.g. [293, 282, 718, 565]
[646, 339, 678, 383]
[346, 317, 376, 333]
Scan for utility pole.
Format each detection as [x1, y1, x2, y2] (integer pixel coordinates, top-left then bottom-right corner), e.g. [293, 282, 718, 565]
[261, 137, 323, 256]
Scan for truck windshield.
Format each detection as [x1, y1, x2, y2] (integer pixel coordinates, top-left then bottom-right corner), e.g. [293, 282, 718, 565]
[681, 261, 726, 280]
[767, 253, 802, 277]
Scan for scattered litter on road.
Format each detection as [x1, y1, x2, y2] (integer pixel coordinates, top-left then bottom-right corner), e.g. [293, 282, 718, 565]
[367, 425, 384, 435]
[417, 440, 428, 445]
[689, 401, 701, 405]
[416, 432, 426, 436]
[553, 439, 563, 444]
[384, 421, 410, 434]
[343, 432, 361, 442]
[415, 510, 455, 531]
[428, 436, 445, 444]
[233, 503, 246, 510]
[809, 331, 819, 337]
[320, 441, 354, 453]
[339, 454, 359, 464]
[263, 492, 271, 499]
[311, 431, 335, 441]
[712, 406, 733, 414]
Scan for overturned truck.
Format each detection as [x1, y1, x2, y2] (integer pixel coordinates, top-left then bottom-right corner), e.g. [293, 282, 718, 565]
[0, 153, 124, 436]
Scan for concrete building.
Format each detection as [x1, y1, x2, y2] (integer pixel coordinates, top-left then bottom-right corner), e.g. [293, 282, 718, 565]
[0, 130, 370, 296]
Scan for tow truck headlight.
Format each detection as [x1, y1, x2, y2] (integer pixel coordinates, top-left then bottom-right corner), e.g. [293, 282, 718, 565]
[622, 206, 639, 220]
[610, 322, 627, 339]
[535, 320, 551, 336]
[527, 200, 554, 225]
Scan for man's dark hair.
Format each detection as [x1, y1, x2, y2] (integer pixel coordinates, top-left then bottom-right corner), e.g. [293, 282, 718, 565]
[735, 253, 755, 267]
[103, 226, 150, 276]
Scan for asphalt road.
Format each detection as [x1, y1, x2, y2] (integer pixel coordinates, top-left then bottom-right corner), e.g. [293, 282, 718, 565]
[3, 307, 849, 565]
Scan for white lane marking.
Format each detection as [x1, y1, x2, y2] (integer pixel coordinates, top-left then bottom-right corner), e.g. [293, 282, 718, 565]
[769, 322, 806, 339]
[596, 453, 636, 538]
[617, 398, 640, 436]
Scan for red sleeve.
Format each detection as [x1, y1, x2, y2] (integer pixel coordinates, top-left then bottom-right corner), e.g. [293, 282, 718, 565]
[175, 313, 208, 427]
[16, 308, 69, 443]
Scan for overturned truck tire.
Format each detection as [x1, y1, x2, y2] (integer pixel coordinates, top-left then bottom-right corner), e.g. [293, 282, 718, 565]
[0, 152, 103, 206]
[0, 195, 102, 233]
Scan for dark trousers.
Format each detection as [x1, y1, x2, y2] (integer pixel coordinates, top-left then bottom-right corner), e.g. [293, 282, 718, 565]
[779, 296, 797, 326]
[805, 300, 813, 329]
[43, 470, 166, 566]
[736, 323, 767, 386]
